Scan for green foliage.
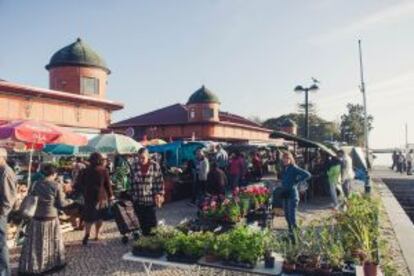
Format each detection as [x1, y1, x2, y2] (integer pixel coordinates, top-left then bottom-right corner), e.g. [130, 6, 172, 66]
[278, 232, 300, 264]
[214, 226, 269, 265]
[164, 231, 209, 258]
[340, 103, 374, 146]
[134, 235, 164, 252]
[112, 164, 130, 190]
[336, 193, 380, 263]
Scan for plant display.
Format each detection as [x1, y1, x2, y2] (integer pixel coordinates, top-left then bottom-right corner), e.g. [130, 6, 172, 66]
[273, 192, 381, 275]
[214, 225, 269, 267]
[127, 190, 383, 275]
[164, 231, 209, 262]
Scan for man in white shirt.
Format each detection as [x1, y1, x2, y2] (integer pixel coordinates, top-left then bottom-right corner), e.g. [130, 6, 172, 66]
[337, 150, 355, 198]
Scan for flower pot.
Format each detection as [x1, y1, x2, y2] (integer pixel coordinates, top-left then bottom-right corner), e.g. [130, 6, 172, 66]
[363, 262, 378, 276]
[282, 261, 297, 274]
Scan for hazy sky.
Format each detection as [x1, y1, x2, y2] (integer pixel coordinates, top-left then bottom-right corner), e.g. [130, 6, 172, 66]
[1, 0, 414, 149]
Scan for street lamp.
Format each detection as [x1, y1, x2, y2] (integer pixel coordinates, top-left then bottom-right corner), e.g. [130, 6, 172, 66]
[294, 83, 319, 139]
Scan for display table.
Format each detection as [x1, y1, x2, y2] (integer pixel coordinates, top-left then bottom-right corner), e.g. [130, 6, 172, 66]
[198, 252, 284, 276]
[122, 252, 201, 276]
[123, 252, 287, 276]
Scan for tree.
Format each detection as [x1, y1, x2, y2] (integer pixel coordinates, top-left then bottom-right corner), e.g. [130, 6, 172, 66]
[248, 116, 263, 125]
[340, 103, 374, 146]
[262, 113, 340, 143]
[297, 102, 317, 116]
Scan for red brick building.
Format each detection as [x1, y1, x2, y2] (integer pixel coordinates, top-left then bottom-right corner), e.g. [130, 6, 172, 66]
[110, 86, 272, 143]
[0, 38, 123, 136]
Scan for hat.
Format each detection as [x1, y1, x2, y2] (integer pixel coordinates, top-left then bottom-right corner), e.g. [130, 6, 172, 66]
[0, 148, 7, 158]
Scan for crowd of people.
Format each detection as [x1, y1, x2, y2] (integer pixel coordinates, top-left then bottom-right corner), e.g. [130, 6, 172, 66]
[391, 149, 413, 175]
[187, 144, 266, 205]
[0, 142, 360, 275]
[0, 147, 165, 276]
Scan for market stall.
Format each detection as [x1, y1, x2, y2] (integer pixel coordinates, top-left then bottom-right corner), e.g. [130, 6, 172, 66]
[147, 141, 206, 203]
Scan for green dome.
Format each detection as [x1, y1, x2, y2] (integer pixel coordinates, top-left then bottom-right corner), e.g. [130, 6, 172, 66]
[187, 85, 220, 104]
[46, 38, 110, 73]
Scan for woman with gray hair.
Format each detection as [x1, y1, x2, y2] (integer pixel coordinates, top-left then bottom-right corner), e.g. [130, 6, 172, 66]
[18, 163, 72, 275]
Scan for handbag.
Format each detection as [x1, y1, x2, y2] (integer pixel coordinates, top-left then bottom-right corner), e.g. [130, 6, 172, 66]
[19, 181, 39, 219]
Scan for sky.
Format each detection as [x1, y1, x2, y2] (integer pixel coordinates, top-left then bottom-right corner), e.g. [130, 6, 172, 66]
[1, 0, 414, 150]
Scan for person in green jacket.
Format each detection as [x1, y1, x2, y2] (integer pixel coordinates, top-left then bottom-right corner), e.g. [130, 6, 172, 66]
[327, 156, 343, 210]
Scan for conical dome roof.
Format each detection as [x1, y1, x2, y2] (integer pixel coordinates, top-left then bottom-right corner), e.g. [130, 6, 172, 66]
[46, 38, 110, 73]
[187, 85, 220, 104]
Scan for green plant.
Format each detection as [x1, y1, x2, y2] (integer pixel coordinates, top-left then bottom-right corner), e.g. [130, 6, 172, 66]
[203, 231, 218, 255]
[214, 226, 268, 265]
[164, 231, 208, 258]
[112, 165, 130, 190]
[326, 242, 344, 268]
[134, 235, 164, 252]
[336, 193, 380, 264]
[239, 195, 250, 217]
[151, 225, 179, 240]
[281, 238, 300, 264]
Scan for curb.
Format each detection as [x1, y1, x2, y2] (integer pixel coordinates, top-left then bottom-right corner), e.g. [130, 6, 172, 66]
[375, 178, 414, 275]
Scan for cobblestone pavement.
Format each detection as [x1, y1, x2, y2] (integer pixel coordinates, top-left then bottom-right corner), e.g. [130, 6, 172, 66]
[10, 180, 337, 276]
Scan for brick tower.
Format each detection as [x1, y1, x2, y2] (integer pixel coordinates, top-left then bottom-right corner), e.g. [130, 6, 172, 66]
[45, 38, 110, 99]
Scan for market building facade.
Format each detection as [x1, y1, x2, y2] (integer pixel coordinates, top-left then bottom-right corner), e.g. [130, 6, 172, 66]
[0, 38, 123, 136]
[110, 86, 273, 143]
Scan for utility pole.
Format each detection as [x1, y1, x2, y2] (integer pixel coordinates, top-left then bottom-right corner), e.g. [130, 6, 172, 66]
[359, 39, 371, 193]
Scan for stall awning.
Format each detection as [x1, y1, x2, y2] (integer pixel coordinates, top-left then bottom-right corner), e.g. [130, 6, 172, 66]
[270, 131, 336, 157]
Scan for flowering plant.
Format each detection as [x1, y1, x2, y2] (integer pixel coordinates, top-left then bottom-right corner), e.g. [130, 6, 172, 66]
[240, 184, 270, 207]
[199, 195, 241, 223]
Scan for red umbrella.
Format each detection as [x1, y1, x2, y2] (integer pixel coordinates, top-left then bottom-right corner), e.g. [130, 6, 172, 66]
[0, 120, 88, 186]
[0, 120, 87, 147]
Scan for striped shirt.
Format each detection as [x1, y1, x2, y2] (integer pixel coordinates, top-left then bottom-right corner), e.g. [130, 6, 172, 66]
[130, 159, 164, 206]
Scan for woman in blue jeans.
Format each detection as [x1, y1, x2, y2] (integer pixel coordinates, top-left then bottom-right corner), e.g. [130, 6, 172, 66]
[281, 152, 311, 232]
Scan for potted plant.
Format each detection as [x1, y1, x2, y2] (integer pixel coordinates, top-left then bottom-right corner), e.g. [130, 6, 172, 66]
[215, 225, 267, 269]
[263, 231, 277, 269]
[164, 231, 207, 264]
[281, 239, 299, 274]
[203, 232, 219, 263]
[132, 235, 164, 258]
[326, 242, 345, 276]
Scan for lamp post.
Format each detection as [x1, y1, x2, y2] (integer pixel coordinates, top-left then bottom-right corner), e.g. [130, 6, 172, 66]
[294, 83, 319, 139]
[294, 82, 319, 166]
